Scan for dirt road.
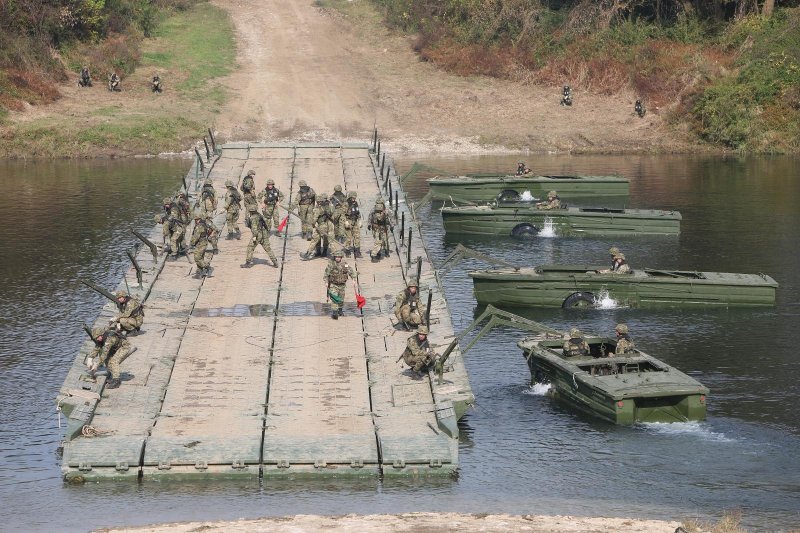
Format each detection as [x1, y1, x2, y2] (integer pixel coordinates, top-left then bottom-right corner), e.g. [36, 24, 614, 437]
[213, 0, 695, 153]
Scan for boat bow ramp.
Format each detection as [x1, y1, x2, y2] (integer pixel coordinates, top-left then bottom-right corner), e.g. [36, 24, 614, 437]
[57, 143, 474, 481]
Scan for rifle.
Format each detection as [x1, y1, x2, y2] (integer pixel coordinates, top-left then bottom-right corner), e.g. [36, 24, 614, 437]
[81, 280, 123, 310]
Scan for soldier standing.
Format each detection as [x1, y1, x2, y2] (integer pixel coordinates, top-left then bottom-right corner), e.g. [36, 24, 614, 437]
[291, 180, 316, 239]
[113, 291, 144, 334]
[223, 179, 242, 238]
[394, 278, 427, 330]
[563, 327, 590, 358]
[599, 246, 631, 274]
[190, 212, 214, 278]
[257, 178, 284, 232]
[368, 199, 392, 262]
[199, 178, 217, 215]
[302, 194, 338, 259]
[158, 197, 186, 258]
[401, 325, 437, 374]
[87, 326, 132, 389]
[174, 191, 191, 225]
[330, 184, 347, 243]
[241, 170, 256, 196]
[324, 250, 356, 319]
[342, 191, 362, 257]
[609, 323, 635, 356]
[535, 190, 561, 210]
[243, 205, 279, 268]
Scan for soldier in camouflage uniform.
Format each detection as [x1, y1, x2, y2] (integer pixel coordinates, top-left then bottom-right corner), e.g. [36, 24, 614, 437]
[535, 190, 561, 210]
[198, 178, 217, 215]
[113, 290, 144, 334]
[301, 193, 338, 260]
[190, 212, 214, 277]
[257, 179, 284, 232]
[174, 191, 191, 225]
[562, 327, 590, 358]
[87, 326, 133, 389]
[342, 191, 362, 257]
[402, 325, 437, 374]
[324, 250, 356, 319]
[609, 323, 635, 356]
[395, 278, 427, 330]
[241, 169, 255, 196]
[330, 184, 347, 242]
[223, 179, 242, 238]
[243, 205, 279, 268]
[291, 180, 316, 239]
[157, 197, 186, 258]
[599, 246, 631, 274]
[368, 199, 392, 262]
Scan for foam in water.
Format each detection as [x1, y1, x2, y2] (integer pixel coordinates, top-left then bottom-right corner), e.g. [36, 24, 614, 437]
[639, 421, 735, 443]
[537, 216, 556, 238]
[523, 383, 552, 396]
[593, 288, 620, 309]
[520, 190, 535, 202]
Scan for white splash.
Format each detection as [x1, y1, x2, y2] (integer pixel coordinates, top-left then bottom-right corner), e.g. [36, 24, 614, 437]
[538, 217, 556, 238]
[593, 288, 619, 309]
[520, 190, 535, 202]
[639, 422, 735, 443]
[523, 383, 552, 396]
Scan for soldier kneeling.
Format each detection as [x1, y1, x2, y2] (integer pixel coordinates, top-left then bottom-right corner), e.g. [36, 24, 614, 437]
[113, 290, 144, 335]
[394, 277, 426, 330]
[402, 325, 438, 375]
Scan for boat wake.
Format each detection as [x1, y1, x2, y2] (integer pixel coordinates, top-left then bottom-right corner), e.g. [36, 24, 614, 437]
[593, 288, 621, 309]
[537, 217, 556, 238]
[519, 190, 536, 202]
[523, 383, 552, 396]
[639, 421, 735, 443]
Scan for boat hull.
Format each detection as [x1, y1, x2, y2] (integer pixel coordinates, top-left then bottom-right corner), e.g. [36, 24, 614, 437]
[441, 205, 681, 236]
[471, 267, 778, 308]
[428, 175, 630, 203]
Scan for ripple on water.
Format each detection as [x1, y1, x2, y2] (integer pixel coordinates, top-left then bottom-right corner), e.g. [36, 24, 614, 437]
[637, 421, 736, 443]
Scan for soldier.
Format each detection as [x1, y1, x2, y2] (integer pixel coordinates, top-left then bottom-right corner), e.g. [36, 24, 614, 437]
[560, 85, 572, 106]
[301, 193, 338, 260]
[152, 74, 162, 93]
[78, 66, 91, 87]
[108, 72, 120, 92]
[323, 250, 356, 319]
[223, 179, 242, 238]
[535, 190, 561, 210]
[516, 161, 526, 176]
[257, 178, 284, 232]
[112, 291, 144, 334]
[241, 169, 256, 196]
[87, 326, 132, 389]
[342, 191, 362, 257]
[563, 327, 590, 358]
[635, 99, 646, 118]
[158, 197, 186, 258]
[401, 325, 437, 374]
[190, 212, 214, 277]
[394, 278, 427, 330]
[609, 323, 635, 356]
[291, 180, 316, 239]
[599, 246, 631, 274]
[199, 178, 217, 215]
[368, 199, 392, 262]
[330, 184, 347, 242]
[174, 191, 191, 225]
[243, 205, 279, 268]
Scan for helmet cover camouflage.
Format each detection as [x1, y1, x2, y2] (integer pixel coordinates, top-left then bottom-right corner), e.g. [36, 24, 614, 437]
[609, 246, 620, 256]
[417, 325, 429, 335]
[547, 190, 558, 198]
[204, 178, 213, 186]
[298, 180, 307, 187]
[333, 250, 344, 258]
[225, 179, 234, 187]
[569, 327, 582, 338]
[266, 179, 275, 185]
[334, 185, 342, 192]
[247, 169, 256, 176]
[318, 193, 328, 201]
[348, 191, 357, 198]
[247, 205, 258, 212]
[615, 323, 629, 334]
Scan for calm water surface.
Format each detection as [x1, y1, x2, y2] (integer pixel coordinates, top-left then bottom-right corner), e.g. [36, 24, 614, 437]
[0, 155, 798, 531]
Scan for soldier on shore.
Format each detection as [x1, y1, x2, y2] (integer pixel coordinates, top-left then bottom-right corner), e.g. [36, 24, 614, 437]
[224, 179, 242, 238]
[190, 211, 214, 278]
[257, 178, 284, 233]
[302, 193, 338, 260]
[401, 325, 437, 374]
[112, 291, 144, 334]
[324, 250, 356, 319]
[243, 205, 279, 268]
[342, 191, 362, 257]
[599, 246, 631, 274]
[368, 199, 392, 262]
[395, 278, 427, 330]
[535, 190, 561, 210]
[291, 180, 316, 239]
[563, 327, 590, 358]
[87, 326, 132, 389]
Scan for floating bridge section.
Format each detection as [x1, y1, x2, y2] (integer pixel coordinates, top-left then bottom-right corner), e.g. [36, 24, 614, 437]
[57, 142, 474, 481]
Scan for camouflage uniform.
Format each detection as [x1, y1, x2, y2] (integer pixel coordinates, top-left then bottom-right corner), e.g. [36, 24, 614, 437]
[199, 179, 217, 216]
[257, 180, 284, 231]
[243, 190, 258, 212]
[402, 325, 437, 373]
[157, 197, 186, 257]
[394, 278, 427, 328]
[303, 194, 339, 259]
[536, 190, 561, 210]
[241, 170, 255, 196]
[243, 205, 278, 267]
[174, 192, 191, 225]
[190, 215, 214, 276]
[223, 180, 242, 237]
[342, 192, 362, 256]
[114, 291, 144, 333]
[602, 247, 631, 274]
[368, 200, 392, 261]
[291, 180, 316, 239]
[613, 324, 635, 355]
[330, 185, 347, 241]
[562, 328, 590, 358]
[89, 327, 132, 388]
[324, 251, 356, 319]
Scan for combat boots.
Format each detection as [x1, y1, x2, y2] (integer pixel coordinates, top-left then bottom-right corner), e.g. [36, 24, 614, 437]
[331, 311, 338, 320]
[354, 247, 362, 258]
[241, 260, 254, 268]
[106, 378, 121, 389]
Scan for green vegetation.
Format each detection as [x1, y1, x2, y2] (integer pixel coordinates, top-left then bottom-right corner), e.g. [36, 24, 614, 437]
[369, 0, 800, 152]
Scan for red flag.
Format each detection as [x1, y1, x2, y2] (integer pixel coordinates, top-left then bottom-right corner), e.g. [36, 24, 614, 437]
[354, 285, 366, 309]
[277, 215, 289, 233]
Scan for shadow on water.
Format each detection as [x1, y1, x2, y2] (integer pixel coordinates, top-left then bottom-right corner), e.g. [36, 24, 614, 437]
[1, 155, 799, 531]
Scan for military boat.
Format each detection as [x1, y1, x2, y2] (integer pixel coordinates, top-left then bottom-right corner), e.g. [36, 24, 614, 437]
[518, 334, 709, 424]
[441, 202, 681, 237]
[427, 174, 629, 203]
[470, 265, 778, 308]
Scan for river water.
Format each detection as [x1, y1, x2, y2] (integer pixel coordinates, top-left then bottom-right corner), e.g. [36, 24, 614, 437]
[0, 155, 798, 531]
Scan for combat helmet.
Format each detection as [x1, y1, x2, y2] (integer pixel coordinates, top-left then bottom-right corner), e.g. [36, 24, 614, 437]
[298, 180, 308, 187]
[609, 246, 620, 256]
[547, 190, 558, 198]
[115, 290, 127, 298]
[318, 193, 328, 202]
[92, 326, 106, 339]
[266, 179, 275, 186]
[225, 179, 234, 187]
[162, 197, 172, 204]
[569, 327, 582, 338]
[334, 185, 342, 192]
[615, 323, 629, 334]
[407, 277, 418, 288]
[203, 178, 213, 186]
[247, 205, 259, 212]
[247, 169, 256, 176]
[417, 325, 429, 335]
[333, 250, 344, 258]
[375, 203, 384, 211]
[347, 191, 357, 198]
